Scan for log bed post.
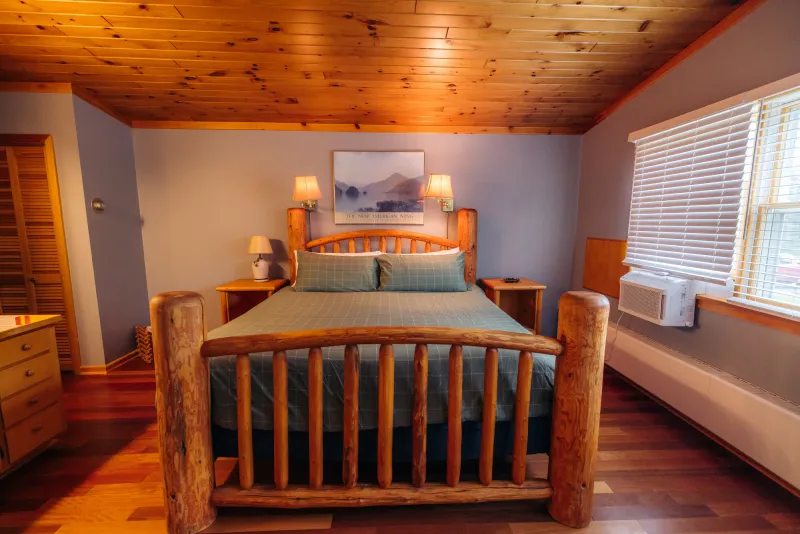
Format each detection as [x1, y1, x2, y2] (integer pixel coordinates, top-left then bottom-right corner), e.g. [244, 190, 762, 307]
[287, 207, 308, 284]
[548, 291, 609, 528]
[457, 208, 477, 284]
[151, 292, 216, 534]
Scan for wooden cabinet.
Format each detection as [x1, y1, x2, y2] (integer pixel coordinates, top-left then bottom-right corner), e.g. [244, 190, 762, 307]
[0, 139, 80, 371]
[216, 279, 289, 324]
[480, 278, 547, 334]
[0, 315, 66, 475]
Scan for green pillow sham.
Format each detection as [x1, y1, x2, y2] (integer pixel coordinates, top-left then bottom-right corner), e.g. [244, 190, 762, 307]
[377, 252, 468, 292]
[294, 250, 379, 292]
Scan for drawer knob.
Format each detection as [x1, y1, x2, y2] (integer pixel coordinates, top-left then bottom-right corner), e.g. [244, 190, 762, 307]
[28, 397, 39, 407]
[32, 424, 43, 433]
[24, 369, 35, 377]
[21, 343, 31, 351]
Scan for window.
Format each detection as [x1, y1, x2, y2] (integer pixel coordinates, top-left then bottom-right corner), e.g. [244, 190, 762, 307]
[625, 78, 800, 315]
[733, 89, 800, 312]
[624, 103, 759, 283]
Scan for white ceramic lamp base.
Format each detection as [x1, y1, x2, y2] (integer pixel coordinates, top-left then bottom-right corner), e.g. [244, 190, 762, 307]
[252, 256, 269, 282]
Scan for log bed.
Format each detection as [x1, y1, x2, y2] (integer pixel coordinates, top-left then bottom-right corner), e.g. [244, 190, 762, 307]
[150, 208, 609, 534]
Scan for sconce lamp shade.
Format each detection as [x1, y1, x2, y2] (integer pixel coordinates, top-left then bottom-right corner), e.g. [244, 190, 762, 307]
[293, 175, 323, 201]
[425, 174, 454, 198]
[248, 235, 272, 255]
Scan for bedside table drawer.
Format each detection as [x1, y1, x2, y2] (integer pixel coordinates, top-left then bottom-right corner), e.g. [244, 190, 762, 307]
[2, 377, 62, 428]
[0, 328, 56, 369]
[6, 401, 65, 463]
[0, 351, 60, 399]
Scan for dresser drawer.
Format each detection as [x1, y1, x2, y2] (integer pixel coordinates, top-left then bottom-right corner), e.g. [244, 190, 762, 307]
[0, 327, 56, 369]
[6, 401, 65, 463]
[0, 351, 59, 399]
[1, 377, 62, 428]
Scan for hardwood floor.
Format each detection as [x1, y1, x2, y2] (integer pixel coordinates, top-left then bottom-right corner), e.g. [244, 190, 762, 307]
[0, 369, 797, 533]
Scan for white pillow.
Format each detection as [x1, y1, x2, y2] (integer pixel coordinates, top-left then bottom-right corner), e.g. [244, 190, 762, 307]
[293, 250, 381, 286]
[393, 247, 460, 256]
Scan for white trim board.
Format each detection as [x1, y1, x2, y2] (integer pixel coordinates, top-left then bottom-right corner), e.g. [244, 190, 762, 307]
[605, 323, 800, 491]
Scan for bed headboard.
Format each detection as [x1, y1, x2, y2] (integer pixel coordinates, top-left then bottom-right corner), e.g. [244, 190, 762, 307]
[287, 208, 478, 285]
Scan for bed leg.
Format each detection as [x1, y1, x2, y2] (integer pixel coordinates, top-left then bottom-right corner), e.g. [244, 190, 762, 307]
[151, 292, 217, 534]
[548, 291, 609, 528]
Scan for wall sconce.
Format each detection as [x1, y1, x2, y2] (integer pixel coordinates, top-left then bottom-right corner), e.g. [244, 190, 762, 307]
[425, 174, 454, 212]
[293, 175, 323, 211]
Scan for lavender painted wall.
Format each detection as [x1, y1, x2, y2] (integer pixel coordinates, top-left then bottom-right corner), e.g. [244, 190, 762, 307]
[571, 0, 800, 404]
[134, 130, 581, 332]
[73, 97, 150, 364]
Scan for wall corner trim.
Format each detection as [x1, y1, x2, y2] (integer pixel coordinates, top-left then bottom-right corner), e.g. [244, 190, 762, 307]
[592, 0, 770, 128]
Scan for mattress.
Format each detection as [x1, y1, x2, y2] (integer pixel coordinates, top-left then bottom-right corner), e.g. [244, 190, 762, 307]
[208, 285, 555, 433]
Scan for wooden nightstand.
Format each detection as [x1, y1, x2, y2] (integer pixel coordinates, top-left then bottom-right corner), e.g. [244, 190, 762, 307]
[216, 279, 289, 324]
[480, 278, 547, 334]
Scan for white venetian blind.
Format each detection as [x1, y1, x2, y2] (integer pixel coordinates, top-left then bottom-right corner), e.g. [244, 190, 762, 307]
[624, 102, 759, 283]
[732, 88, 800, 312]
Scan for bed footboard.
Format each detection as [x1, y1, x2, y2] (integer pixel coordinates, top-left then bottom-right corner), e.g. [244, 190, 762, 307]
[151, 291, 608, 534]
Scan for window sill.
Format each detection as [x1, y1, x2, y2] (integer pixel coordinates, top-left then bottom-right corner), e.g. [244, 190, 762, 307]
[696, 295, 800, 337]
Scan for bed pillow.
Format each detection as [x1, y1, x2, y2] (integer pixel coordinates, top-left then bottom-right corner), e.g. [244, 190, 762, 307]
[293, 250, 381, 286]
[294, 250, 379, 292]
[393, 247, 460, 256]
[377, 251, 467, 292]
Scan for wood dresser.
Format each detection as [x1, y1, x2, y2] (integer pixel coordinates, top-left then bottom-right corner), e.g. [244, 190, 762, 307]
[0, 315, 66, 476]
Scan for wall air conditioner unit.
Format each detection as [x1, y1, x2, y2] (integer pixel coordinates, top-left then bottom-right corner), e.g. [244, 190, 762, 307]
[619, 270, 697, 327]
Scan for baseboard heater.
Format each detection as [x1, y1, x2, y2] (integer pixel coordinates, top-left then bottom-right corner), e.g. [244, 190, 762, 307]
[605, 324, 800, 492]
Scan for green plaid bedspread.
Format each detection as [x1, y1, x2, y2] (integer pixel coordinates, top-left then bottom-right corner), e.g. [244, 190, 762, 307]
[208, 285, 555, 432]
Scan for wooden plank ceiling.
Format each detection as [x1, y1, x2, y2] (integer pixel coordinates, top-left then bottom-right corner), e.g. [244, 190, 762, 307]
[0, 0, 743, 132]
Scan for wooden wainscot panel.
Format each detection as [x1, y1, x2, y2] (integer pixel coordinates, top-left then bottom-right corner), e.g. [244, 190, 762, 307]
[583, 237, 629, 299]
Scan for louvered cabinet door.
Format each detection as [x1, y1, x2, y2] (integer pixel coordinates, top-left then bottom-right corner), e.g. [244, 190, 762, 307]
[0, 148, 31, 315]
[12, 147, 76, 369]
[0, 144, 79, 371]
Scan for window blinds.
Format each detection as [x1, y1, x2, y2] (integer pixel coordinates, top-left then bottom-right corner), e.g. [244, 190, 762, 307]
[624, 102, 759, 283]
[732, 88, 800, 311]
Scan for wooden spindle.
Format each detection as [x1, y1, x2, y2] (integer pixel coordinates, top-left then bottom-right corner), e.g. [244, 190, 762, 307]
[512, 351, 533, 485]
[333, 242, 340, 253]
[479, 348, 498, 486]
[308, 347, 323, 489]
[363, 236, 371, 252]
[409, 239, 417, 253]
[394, 237, 402, 253]
[348, 239, 356, 253]
[378, 344, 394, 489]
[447, 345, 463, 487]
[424, 241, 431, 253]
[273, 350, 289, 490]
[319, 244, 326, 253]
[412, 344, 428, 488]
[236, 354, 254, 489]
[343, 344, 359, 488]
[549, 292, 609, 529]
[379, 236, 387, 252]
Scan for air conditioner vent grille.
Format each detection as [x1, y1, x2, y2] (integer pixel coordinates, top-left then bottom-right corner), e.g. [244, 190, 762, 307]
[620, 282, 664, 321]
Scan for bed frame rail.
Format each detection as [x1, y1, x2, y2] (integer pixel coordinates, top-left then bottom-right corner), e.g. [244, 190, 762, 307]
[150, 291, 608, 534]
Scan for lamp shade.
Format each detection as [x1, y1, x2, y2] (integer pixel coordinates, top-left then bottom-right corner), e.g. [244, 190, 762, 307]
[293, 175, 323, 201]
[425, 174, 454, 198]
[248, 235, 272, 255]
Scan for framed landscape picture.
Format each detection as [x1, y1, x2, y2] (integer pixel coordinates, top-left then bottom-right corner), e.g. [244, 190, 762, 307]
[333, 151, 425, 225]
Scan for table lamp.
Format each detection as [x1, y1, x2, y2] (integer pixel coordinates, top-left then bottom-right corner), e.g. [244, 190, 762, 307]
[248, 235, 272, 282]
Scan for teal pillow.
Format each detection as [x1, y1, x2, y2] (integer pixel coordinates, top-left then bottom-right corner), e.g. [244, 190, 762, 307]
[295, 251, 378, 292]
[377, 252, 468, 292]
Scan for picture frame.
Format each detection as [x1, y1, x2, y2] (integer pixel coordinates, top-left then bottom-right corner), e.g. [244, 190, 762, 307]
[333, 150, 425, 225]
